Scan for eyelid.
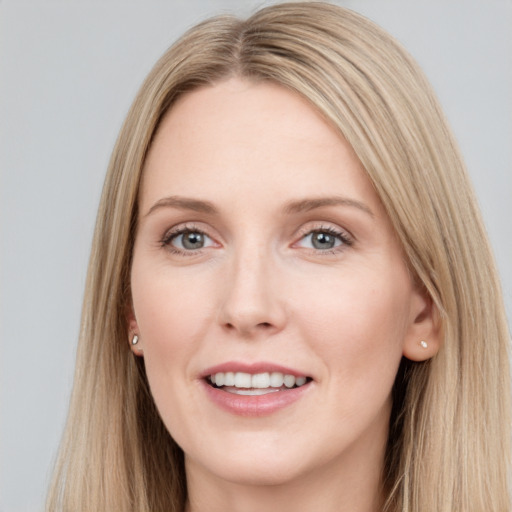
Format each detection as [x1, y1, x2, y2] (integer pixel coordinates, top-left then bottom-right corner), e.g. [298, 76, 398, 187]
[158, 221, 353, 257]
[160, 223, 220, 254]
[292, 223, 354, 250]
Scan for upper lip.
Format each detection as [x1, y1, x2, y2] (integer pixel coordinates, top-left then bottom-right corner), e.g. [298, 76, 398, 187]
[200, 361, 311, 379]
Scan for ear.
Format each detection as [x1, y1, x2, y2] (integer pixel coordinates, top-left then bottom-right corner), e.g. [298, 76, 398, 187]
[126, 306, 144, 357]
[402, 288, 441, 362]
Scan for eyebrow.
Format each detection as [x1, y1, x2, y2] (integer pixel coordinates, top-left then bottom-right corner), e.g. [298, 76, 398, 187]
[145, 196, 218, 217]
[144, 194, 374, 218]
[283, 196, 374, 218]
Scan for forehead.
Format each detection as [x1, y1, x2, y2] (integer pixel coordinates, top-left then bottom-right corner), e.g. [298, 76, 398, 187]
[140, 77, 380, 215]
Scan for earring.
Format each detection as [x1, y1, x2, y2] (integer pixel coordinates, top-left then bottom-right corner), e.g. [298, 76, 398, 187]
[420, 340, 428, 349]
[131, 334, 139, 346]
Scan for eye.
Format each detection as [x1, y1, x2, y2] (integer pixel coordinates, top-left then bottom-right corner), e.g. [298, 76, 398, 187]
[163, 227, 216, 252]
[296, 227, 351, 251]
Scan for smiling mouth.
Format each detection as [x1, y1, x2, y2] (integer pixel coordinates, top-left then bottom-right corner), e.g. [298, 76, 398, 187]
[207, 371, 312, 396]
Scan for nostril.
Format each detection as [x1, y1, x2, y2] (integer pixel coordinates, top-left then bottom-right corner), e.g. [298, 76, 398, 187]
[222, 320, 274, 336]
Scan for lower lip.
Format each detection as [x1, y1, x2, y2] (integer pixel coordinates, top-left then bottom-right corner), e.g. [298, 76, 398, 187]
[201, 380, 311, 417]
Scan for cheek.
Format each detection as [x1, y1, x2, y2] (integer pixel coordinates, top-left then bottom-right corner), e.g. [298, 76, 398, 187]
[130, 262, 212, 387]
[294, 266, 410, 388]
[130, 266, 212, 441]
[132, 253, 215, 334]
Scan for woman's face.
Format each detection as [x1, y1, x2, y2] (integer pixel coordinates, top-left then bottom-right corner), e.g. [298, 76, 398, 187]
[130, 78, 434, 488]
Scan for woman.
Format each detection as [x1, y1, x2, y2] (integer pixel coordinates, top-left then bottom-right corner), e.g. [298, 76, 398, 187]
[46, 2, 511, 511]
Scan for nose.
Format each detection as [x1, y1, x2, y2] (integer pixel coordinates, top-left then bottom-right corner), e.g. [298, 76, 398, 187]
[218, 245, 286, 339]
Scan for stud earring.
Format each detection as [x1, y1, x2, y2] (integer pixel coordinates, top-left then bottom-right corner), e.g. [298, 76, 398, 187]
[420, 340, 428, 349]
[131, 334, 139, 346]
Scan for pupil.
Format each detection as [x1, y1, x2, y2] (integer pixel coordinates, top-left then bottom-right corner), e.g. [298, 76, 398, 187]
[312, 232, 335, 249]
[183, 232, 204, 249]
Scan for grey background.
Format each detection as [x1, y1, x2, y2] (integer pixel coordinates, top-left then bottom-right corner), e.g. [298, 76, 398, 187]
[1, 1, 510, 510]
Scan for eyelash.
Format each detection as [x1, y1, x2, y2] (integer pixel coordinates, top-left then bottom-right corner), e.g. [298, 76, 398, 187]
[295, 225, 354, 255]
[160, 223, 353, 256]
[160, 224, 211, 255]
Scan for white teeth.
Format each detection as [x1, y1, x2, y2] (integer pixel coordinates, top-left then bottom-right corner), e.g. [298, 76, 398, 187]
[269, 372, 284, 387]
[295, 376, 306, 387]
[234, 372, 252, 388]
[283, 374, 295, 388]
[209, 371, 308, 390]
[233, 388, 280, 396]
[224, 371, 235, 386]
[252, 373, 270, 388]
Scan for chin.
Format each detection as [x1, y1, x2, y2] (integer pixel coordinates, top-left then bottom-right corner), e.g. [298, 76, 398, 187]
[186, 444, 313, 488]
[207, 461, 304, 487]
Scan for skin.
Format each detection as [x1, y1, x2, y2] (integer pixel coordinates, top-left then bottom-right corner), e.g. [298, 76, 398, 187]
[129, 78, 439, 512]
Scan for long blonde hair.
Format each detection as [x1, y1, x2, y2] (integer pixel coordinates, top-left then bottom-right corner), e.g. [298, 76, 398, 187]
[46, 3, 511, 511]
